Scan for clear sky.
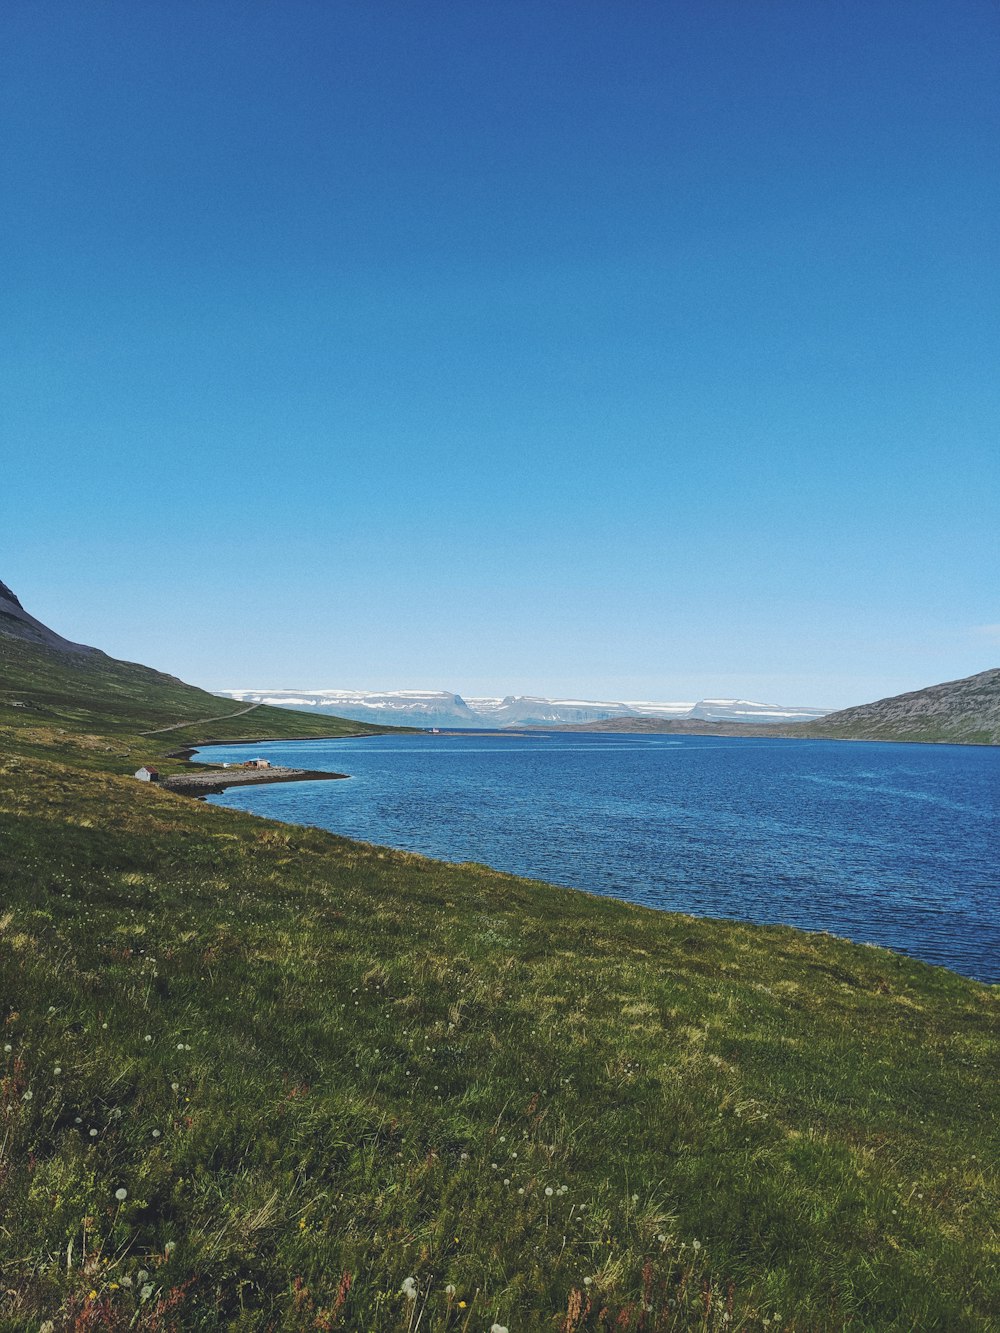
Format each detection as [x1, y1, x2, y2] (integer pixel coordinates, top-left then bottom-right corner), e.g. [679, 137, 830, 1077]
[3, 1, 998, 709]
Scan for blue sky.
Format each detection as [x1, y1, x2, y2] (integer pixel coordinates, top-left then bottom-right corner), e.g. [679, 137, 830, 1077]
[3, 1, 998, 708]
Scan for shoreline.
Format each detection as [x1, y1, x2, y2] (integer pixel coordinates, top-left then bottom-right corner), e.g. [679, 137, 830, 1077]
[166, 730, 379, 762]
[161, 765, 348, 797]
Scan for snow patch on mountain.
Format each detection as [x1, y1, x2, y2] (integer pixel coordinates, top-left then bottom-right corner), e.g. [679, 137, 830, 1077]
[216, 688, 831, 729]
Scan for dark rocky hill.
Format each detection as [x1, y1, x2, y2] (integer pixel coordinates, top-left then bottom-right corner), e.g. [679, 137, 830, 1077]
[798, 668, 1000, 745]
[0, 578, 99, 654]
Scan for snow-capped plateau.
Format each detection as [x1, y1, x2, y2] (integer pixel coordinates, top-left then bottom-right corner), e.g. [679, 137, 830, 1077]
[216, 688, 831, 730]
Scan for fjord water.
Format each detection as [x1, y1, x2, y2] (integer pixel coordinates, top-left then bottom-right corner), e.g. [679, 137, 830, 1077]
[197, 733, 999, 983]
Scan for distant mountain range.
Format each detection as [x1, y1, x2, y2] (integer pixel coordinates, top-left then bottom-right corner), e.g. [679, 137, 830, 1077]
[214, 687, 832, 730]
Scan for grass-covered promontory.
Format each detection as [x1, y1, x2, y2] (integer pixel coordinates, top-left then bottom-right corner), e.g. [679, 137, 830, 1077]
[1, 637, 997, 1330]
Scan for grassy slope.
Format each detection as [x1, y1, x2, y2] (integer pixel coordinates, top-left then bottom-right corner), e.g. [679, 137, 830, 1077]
[0, 636, 391, 776]
[1, 641, 997, 1331]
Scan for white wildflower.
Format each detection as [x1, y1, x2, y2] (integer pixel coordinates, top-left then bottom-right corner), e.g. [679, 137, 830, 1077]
[115, 1188, 128, 1201]
[445, 1283, 456, 1296]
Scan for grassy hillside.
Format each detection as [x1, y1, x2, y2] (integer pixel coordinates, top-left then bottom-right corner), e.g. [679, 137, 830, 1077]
[0, 635, 391, 776]
[1, 635, 997, 1329]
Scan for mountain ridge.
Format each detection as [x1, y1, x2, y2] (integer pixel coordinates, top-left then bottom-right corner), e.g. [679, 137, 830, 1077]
[0, 578, 99, 656]
[214, 686, 831, 730]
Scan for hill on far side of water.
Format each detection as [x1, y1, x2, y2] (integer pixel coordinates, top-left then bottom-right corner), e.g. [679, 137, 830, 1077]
[795, 668, 1000, 745]
[541, 668, 1000, 746]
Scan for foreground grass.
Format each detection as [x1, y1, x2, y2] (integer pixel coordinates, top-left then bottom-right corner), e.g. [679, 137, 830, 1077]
[1, 749, 996, 1331]
[1, 638, 997, 1329]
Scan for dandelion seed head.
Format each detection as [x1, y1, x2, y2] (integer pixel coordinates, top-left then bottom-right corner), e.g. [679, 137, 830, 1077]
[545, 1186, 554, 1197]
[401, 1276, 418, 1300]
[115, 1188, 127, 1201]
[445, 1284, 456, 1297]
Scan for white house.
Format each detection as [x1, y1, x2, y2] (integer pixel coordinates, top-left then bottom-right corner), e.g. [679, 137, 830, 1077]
[134, 766, 160, 782]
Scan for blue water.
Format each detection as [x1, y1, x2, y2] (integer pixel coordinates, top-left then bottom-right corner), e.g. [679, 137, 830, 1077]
[196, 733, 1000, 983]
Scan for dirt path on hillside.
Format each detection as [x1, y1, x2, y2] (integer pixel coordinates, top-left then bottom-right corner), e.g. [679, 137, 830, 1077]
[142, 701, 263, 736]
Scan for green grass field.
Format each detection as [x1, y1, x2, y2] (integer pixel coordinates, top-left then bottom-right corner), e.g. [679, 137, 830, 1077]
[1, 639, 996, 1330]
